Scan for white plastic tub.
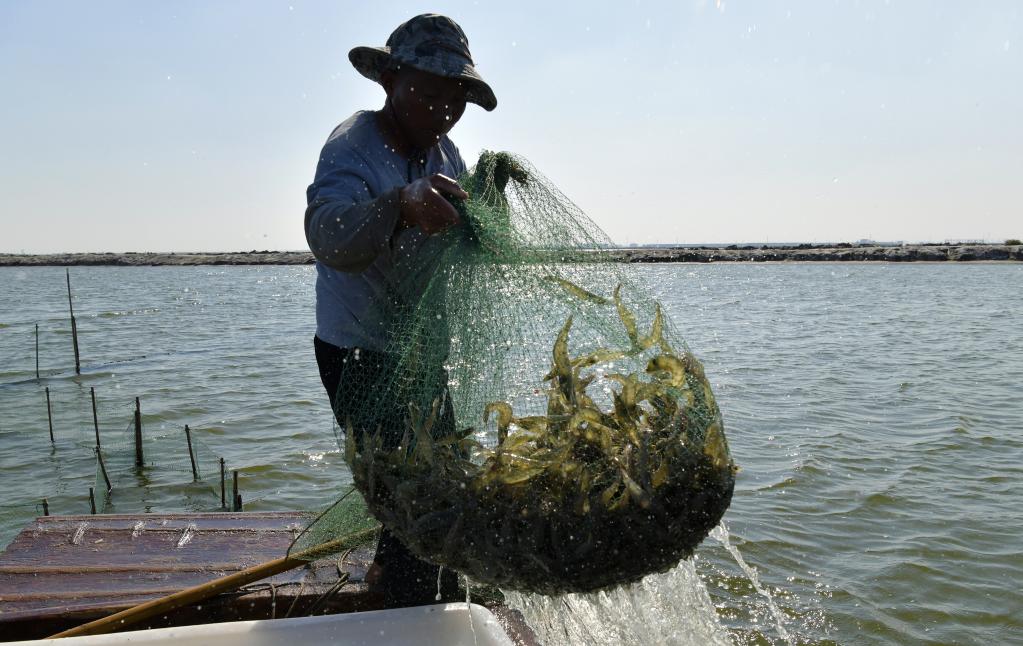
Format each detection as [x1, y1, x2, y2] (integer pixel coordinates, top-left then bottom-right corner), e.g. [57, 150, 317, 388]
[13, 603, 514, 646]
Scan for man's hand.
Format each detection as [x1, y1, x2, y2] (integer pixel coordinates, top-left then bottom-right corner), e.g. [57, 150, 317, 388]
[398, 174, 469, 235]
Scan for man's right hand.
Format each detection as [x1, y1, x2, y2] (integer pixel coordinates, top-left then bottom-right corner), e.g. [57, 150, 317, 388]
[398, 174, 469, 235]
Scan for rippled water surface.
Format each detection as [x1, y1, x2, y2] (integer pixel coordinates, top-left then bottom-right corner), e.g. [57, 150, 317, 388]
[1, 264, 1020, 645]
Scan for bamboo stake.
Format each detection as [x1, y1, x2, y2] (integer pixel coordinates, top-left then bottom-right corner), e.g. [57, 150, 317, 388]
[45, 387, 55, 444]
[219, 458, 226, 509]
[35, 324, 39, 380]
[91, 387, 100, 449]
[184, 425, 198, 480]
[133, 397, 143, 467]
[42, 498, 49, 516]
[66, 269, 80, 375]
[48, 527, 378, 639]
[95, 447, 112, 493]
[232, 470, 242, 512]
[88, 487, 96, 514]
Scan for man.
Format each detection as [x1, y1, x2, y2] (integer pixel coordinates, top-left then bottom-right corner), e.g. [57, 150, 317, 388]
[304, 14, 496, 607]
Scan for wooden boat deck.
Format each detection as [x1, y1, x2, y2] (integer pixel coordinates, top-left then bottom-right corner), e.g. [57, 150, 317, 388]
[0, 512, 379, 641]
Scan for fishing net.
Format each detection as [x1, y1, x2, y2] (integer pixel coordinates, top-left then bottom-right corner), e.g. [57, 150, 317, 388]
[295, 152, 735, 595]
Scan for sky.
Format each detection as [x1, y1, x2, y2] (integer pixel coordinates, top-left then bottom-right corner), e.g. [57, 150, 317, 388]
[0, 1, 1020, 253]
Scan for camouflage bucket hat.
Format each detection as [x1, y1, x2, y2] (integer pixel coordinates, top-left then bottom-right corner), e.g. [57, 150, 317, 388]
[349, 14, 497, 112]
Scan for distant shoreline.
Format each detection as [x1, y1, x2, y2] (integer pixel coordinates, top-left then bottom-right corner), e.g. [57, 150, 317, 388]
[1, 244, 1020, 266]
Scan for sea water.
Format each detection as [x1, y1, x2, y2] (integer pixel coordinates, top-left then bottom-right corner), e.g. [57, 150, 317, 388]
[1, 263, 1021, 644]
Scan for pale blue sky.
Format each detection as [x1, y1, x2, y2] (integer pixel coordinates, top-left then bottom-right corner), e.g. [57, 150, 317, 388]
[1, 1, 1020, 252]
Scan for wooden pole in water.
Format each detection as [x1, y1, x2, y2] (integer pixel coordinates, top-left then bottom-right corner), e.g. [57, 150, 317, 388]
[133, 397, 143, 467]
[42, 498, 49, 516]
[35, 323, 39, 380]
[45, 387, 54, 444]
[219, 458, 226, 509]
[88, 487, 96, 514]
[91, 387, 100, 449]
[184, 425, 199, 481]
[47, 526, 379, 639]
[232, 470, 241, 511]
[95, 447, 112, 494]
[66, 268, 81, 375]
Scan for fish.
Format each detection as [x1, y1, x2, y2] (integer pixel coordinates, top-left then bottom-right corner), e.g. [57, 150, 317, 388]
[613, 284, 639, 347]
[549, 276, 611, 305]
[647, 354, 687, 388]
[639, 304, 672, 353]
[484, 401, 513, 445]
[702, 421, 730, 470]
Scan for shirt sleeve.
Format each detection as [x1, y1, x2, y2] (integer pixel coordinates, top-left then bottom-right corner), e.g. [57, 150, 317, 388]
[446, 137, 469, 178]
[304, 145, 402, 274]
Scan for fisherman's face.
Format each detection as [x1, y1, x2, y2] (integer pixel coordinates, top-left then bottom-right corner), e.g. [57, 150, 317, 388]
[383, 66, 467, 150]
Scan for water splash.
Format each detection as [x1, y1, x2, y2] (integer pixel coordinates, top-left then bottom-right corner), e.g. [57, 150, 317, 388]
[504, 558, 730, 645]
[436, 565, 445, 602]
[69, 522, 89, 545]
[710, 523, 792, 644]
[176, 523, 197, 548]
[465, 575, 479, 646]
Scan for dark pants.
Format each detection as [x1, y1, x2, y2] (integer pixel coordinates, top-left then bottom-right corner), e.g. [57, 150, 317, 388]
[314, 336, 459, 607]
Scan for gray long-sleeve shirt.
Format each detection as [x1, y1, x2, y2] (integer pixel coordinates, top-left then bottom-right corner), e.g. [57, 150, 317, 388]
[305, 110, 467, 351]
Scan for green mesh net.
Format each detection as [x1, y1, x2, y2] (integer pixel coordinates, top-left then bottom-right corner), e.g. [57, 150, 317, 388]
[296, 152, 735, 595]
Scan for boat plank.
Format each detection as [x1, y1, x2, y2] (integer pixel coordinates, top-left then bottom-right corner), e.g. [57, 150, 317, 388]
[0, 512, 377, 641]
[9, 511, 311, 534]
[0, 520, 309, 568]
[0, 563, 318, 601]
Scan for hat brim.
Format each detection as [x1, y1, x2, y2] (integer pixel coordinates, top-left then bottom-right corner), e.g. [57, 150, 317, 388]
[349, 46, 497, 112]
